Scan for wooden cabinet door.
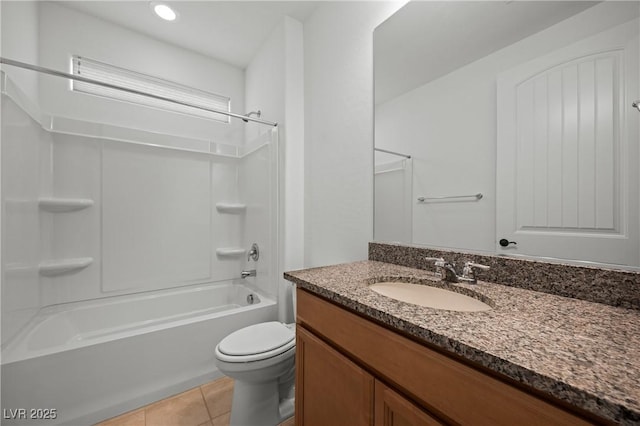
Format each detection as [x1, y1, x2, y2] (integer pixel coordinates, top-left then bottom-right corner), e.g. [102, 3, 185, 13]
[374, 380, 443, 426]
[295, 325, 374, 426]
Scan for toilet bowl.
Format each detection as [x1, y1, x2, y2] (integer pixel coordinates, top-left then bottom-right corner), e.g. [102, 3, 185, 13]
[215, 321, 296, 426]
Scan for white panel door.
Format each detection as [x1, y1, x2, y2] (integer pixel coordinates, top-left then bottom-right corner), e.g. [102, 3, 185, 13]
[497, 19, 639, 266]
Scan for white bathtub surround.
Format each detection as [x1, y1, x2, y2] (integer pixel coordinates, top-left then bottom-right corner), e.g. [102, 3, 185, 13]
[2, 68, 280, 424]
[1, 282, 276, 426]
[1, 75, 51, 348]
[1, 75, 279, 329]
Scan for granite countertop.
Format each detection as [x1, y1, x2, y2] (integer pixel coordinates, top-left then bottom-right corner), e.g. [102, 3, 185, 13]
[285, 260, 640, 425]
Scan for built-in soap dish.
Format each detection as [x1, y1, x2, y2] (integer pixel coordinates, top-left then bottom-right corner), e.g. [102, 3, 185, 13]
[39, 198, 94, 212]
[215, 203, 246, 214]
[216, 248, 246, 259]
[38, 257, 93, 276]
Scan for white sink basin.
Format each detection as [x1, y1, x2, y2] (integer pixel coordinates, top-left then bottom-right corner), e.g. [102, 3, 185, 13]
[369, 281, 492, 312]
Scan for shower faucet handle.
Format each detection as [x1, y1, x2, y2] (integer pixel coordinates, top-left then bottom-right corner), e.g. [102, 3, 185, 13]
[248, 243, 259, 262]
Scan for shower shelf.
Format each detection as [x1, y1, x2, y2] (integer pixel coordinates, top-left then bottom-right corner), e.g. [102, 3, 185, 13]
[215, 203, 247, 214]
[39, 198, 94, 212]
[38, 257, 93, 276]
[216, 248, 246, 258]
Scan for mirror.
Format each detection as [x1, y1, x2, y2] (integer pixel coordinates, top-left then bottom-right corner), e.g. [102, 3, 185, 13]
[374, 1, 640, 267]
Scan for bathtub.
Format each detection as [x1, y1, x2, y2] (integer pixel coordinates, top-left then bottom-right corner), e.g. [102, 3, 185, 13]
[1, 281, 277, 425]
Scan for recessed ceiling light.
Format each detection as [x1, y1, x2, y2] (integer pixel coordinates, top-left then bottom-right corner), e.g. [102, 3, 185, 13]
[151, 2, 177, 21]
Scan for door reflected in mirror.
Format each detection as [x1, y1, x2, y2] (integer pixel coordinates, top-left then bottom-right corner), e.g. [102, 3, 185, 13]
[373, 1, 640, 268]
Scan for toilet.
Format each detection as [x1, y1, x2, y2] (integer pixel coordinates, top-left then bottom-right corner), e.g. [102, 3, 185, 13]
[214, 321, 296, 426]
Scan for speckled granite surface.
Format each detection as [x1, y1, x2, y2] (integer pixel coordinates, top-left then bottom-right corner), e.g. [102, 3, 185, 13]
[370, 242, 640, 310]
[285, 260, 640, 424]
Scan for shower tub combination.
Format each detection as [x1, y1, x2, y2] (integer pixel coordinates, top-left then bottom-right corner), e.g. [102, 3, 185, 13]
[1, 55, 281, 426]
[1, 281, 277, 425]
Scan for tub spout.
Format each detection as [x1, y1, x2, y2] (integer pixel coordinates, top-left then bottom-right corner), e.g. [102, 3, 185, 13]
[241, 270, 256, 279]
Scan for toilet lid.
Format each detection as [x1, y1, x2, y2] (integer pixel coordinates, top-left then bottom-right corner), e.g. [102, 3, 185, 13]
[218, 322, 295, 356]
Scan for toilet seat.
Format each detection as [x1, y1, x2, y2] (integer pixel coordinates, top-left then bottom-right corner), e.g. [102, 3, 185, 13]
[216, 321, 295, 363]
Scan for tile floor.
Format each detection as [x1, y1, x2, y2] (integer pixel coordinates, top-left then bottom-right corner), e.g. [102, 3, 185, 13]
[95, 377, 295, 426]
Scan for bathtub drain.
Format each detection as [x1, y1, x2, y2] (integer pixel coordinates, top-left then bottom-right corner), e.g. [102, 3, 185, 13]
[247, 294, 255, 305]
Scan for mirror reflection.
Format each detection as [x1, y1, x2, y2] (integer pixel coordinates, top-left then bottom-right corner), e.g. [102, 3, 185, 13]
[374, 1, 640, 267]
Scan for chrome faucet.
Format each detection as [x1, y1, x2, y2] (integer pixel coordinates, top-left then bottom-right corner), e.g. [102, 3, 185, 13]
[241, 269, 256, 279]
[425, 257, 489, 284]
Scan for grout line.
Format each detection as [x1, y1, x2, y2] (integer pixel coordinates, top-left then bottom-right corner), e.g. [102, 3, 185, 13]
[199, 385, 214, 421]
[98, 377, 232, 426]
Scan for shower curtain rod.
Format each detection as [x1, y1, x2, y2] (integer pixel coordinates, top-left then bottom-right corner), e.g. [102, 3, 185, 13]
[0, 57, 278, 127]
[374, 147, 411, 159]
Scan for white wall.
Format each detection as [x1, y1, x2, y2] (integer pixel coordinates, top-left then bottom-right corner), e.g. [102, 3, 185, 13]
[245, 22, 285, 145]
[37, 2, 245, 145]
[303, 1, 405, 267]
[245, 16, 304, 322]
[0, 1, 39, 103]
[282, 17, 305, 321]
[375, 2, 639, 254]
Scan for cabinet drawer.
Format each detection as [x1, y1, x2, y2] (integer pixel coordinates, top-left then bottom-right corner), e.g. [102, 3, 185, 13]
[297, 289, 599, 426]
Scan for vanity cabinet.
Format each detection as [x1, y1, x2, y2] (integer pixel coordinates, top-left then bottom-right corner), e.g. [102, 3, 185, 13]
[296, 326, 374, 425]
[295, 288, 606, 426]
[374, 380, 442, 426]
[296, 325, 438, 426]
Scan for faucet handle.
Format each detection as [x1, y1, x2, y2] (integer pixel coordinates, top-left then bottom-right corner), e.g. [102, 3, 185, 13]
[425, 257, 447, 268]
[462, 262, 490, 282]
[425, 257, 447, 280]
[464, 261, 490, 271]
[248, 243, 259, 262]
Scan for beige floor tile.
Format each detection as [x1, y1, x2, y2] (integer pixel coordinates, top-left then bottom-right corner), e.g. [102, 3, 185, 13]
[94, 409, 145, 426]
[278, 416, 295, 426]
[210, 412, 231, 426]
[145, 388, 210, 426]
[201, 377, 234, 419]
[197, 421, 214, 426]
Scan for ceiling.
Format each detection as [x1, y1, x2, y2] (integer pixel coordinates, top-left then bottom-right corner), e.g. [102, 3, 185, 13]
[58, 1, 320, 69]
[374, 1, 600, 104]
[55, 1, 603, 98]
